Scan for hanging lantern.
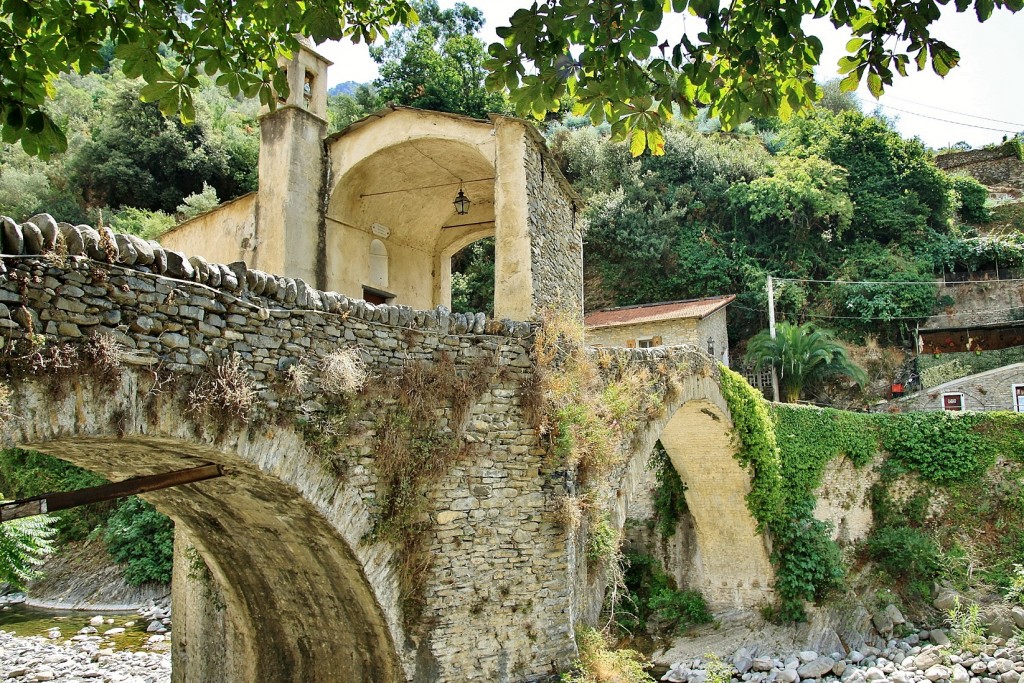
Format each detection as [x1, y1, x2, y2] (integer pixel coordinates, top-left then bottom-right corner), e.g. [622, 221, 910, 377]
[707, 338, 715, 356]
[453, 186, 470, 215]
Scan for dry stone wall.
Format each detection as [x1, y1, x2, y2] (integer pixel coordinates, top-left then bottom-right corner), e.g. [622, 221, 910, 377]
[524, 132, 583, 317]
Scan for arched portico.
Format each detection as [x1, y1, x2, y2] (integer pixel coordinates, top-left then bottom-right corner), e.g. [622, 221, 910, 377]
[323, 107, 582, 319]
[3, 372, 407, 683]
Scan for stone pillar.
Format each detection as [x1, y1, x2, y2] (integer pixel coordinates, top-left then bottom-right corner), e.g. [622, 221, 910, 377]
[492, 117, 584, 322]
[171, 527, 250, 683]
[254, 42, 331, 283]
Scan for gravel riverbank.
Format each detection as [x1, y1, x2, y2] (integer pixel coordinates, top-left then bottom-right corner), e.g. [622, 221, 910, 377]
[0, 630, 170, 682]
[661, 634, 1024, 683]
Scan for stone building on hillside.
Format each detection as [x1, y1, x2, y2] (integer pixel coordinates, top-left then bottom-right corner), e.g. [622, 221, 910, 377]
[936, 141, 1024, 197]
[160, 42, 583, 323]
[584, 295, 734, 366]
[890, 362, 1024, 412]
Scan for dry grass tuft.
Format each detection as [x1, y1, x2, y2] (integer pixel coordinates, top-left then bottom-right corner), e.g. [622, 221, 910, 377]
[318, 348, 368, 395]
[188, 353, 257, 422]
[553, 494, 584, 531]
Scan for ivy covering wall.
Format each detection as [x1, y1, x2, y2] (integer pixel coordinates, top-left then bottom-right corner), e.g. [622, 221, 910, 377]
[719, 364, 1024, 619]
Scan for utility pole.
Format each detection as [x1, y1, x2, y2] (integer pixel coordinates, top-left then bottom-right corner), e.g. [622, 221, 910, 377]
[767, 275, 780, 403]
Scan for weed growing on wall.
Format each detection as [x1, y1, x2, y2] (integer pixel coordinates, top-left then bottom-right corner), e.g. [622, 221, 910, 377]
[362, 354, 496, 627]
[879, 411, 999, 484]
[533, 309, 667, 491]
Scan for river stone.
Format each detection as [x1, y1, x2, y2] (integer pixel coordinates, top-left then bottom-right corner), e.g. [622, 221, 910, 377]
[885, 604, 907, 625]
[916, 649, 945, 671]
[934, 591, 960, 612]
[863, 667, 885, 681]
[953, 664, 971, 683]
[982, 610, 1017, 639]
[798, 657, 835, 679]
[872, 610, 894, 635]
[926, 665, 953, 682]
[778, 669, 799, 683]
[931, 629, 951, 647]
[891, 671, 915, 683]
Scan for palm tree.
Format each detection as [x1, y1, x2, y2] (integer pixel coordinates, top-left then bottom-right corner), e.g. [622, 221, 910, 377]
[746, 322, 867, 403]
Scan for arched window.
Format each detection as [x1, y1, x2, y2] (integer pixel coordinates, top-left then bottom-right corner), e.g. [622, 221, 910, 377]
[369, 239, 389, 289]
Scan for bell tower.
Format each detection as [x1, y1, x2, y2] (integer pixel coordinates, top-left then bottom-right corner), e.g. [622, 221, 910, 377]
[254, 40, 332, 285]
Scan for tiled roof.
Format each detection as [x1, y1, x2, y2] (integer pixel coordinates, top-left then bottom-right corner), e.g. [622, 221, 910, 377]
[584, 295, 735, 329]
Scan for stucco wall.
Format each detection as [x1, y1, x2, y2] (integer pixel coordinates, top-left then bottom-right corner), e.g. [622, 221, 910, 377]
[158, 193, 257, 266]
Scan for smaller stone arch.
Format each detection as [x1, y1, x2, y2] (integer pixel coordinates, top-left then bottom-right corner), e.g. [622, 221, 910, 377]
[613, 367, 774, 611]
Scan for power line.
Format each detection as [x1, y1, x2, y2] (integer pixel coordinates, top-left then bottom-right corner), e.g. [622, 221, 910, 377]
[861, 99, 1022, 134]
[799, 304, 1024, 321]
[879, 95, 1024, 129]
[775, 277, 1024, 286]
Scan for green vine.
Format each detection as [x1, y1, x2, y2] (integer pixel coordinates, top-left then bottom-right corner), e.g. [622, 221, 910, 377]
[719, 365, 843, 621]
[650, 442, 688, 540]
[721, 361, 1024, 619]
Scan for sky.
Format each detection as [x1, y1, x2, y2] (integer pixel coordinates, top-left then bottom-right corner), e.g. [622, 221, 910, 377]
[317, 1, 1024, 150]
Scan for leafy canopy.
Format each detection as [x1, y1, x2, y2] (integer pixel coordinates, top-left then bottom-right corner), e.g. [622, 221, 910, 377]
[487, 0, 1020, 153]
[2, 0, 1019, 157]
[370, 0, 509, 119]
[0, 0, 416, 158]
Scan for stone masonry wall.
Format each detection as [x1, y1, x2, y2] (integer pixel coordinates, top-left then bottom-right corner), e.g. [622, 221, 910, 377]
[0, 213, 576, 681]
[525, 132, 583, 318]
[937, 143, 1024, 190]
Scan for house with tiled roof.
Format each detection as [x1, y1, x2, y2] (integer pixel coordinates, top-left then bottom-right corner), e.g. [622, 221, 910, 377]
[584, 294, 735, 365]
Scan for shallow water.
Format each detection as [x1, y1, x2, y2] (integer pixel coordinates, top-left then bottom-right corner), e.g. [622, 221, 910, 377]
[0, 604, 156, 651]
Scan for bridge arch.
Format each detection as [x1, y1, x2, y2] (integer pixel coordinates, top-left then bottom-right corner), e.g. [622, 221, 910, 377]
[2, 370, 408, 683]
[612, 364, 774, 611]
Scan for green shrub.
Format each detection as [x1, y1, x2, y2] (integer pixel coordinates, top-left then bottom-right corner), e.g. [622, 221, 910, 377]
[103, 497, 174, 585]
[650, 442, 688, 539]
[771, 516, 845, 621]
[588, 517, 619, 565]
[649, 588, 712, 631]
[561, 626, 653, 683]
[866, 526, 939, 582]
[880, 412, 998, 484]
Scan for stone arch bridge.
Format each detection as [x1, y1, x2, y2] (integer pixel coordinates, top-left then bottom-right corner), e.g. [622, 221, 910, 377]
[0, 215, 772, 682]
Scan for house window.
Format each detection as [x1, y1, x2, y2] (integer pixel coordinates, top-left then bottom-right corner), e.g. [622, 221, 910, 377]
[1013, 385, 1024, 413]
[637, 338, 654, 349]
[942, 393, 965, 412]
